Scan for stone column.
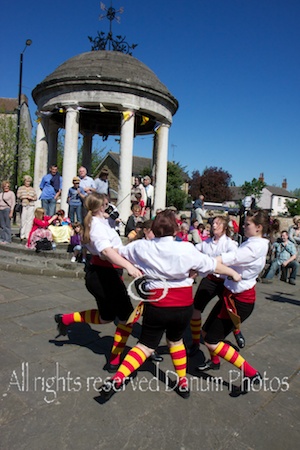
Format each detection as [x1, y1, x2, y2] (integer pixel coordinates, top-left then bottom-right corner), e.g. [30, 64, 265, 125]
[61, 107, 79, 213]
[81, 132, 93, 175]
[47, 121, 59, 166]
[117, 112, 135, 226]
[33, 116, 49, 206]
[153, 124, 169, 213]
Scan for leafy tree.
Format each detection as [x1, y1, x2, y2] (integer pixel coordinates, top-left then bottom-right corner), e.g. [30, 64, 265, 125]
[240, 178, 266, 201]
[31, 129, 105, 177]
[140, 162, 188, 210]
[189, 167, 232, 202]
[285, 198, 300, 216]
[166, 162, 187, 210]
[291, 188, 300, 199]
[0, 113, 30, 184]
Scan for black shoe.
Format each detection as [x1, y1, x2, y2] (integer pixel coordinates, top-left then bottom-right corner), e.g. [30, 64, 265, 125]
[99, 379, 121, 401]
[187, 343, 200, 357]
[54, 314, 67, 336]
[105, 363, 119, 373]
[175, 384, 190, 399]
[234, 330, 246, 349]
[197, 359, 220, 371]
[241, 372, 263, 394]
[289, 278, 296, 285]
[150, 351, 163, 362]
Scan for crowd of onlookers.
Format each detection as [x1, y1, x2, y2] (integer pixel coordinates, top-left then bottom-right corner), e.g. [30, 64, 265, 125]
[0, 167, 299, 283]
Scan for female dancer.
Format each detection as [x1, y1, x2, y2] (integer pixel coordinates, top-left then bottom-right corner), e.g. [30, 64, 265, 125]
[99, 209, 241, 400]
[189, 215, 242, 362]
[54, 193, 142, 372]
[200, 210, 269, 393]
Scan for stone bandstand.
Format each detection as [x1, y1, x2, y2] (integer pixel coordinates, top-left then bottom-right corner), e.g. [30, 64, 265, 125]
[32, 50, 178, 219]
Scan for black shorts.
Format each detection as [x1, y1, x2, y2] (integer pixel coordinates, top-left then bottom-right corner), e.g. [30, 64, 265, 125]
[139, 303, 193, 350]
[193, 277, 224, 312]
[203, 298, 254, 344]
[85, 265, 133, 322]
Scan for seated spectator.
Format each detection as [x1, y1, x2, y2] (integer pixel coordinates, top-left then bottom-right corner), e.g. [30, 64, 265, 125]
[143, 219, 155, 240]
[262, 230, 299, 285]
[125, 204, 143, 237]
[189, 219, 202, 245]
[127, 220, 144, 242]
[201, 223, 211, 241]
[69, 222, 87, 263]
[176, 222, 190, 242]
[48, 209, 72, 243]
[26, 208, 57, 249]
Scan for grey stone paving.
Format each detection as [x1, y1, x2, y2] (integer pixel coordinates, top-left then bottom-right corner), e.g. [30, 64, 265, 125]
[0, 246, 299, 449]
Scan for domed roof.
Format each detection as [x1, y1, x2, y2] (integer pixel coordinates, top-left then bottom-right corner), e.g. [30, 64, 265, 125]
[32, 51, 178, 135]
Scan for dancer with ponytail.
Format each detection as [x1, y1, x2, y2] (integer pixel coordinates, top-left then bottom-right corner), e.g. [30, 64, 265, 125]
[54, 193, 142, 372]
[199, 210, 269, 394]
[99, 209, 241, 400]
[189, 215, 243, 362]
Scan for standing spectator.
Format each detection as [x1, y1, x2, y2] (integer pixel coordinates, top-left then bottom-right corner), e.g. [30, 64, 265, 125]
[78, 166, 96, 219]
[143, 175, 154, 220]
[17, 175, 37, 241]
[94, 168, 110, 199]
[133, 192, 146, 217]
[103, 196, 121, 234]
[131, 176, 146, 205]
[67, 176, 85, 224]
[193, 194, 206, 224]
[0, 180, 15, 244]
[288, 217, 300, 261]
[78, 166, 96, 195]
[39, 165, 62, 216]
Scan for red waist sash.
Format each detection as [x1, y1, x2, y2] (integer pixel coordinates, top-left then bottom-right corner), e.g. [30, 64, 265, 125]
[148, 286, 193, 308]
[91, 255, 122, 270]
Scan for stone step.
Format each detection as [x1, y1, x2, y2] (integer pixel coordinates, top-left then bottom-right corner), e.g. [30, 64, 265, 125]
[0, 240, 85, 278]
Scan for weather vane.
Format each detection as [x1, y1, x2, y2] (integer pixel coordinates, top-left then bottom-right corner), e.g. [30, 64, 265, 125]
[88, 1, 138, 55]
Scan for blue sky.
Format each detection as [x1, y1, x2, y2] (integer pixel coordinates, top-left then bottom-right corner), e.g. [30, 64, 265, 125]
[1, 0, 299, 191]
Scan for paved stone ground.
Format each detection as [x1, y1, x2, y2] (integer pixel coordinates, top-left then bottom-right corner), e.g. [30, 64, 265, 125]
[0, 249, 299, 450]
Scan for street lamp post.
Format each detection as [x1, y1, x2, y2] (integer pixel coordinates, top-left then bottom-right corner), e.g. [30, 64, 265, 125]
[14, 39, 32, 192]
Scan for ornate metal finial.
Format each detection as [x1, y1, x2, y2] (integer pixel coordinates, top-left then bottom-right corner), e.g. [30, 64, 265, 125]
[88, 1, 138, 55]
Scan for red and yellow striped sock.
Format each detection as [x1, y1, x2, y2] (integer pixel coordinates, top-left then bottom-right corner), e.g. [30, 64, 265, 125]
[210, 352, 220, 365]
[170, 343, 187, 387]
[62, 309, 101, 326]
[109, 323, 133, 366]
[190, 318, 202, 345]
[212, 341, 257, 377]
[112, 346, 147, 387]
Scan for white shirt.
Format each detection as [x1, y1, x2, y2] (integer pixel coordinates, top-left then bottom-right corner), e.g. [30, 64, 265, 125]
[196, 234, 238, 279]
[119, 236, 217, 290]
[221, 237, 269, 293]
[85, 216, 122, 256]
[144, 184, 154, 204]
[79, 176, 96, 195]
[95, 178, 109, 195]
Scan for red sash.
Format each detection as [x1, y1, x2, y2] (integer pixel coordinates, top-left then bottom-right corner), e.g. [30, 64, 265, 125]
[91, 255, 121, 270]
[149, 286, 193, 308]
